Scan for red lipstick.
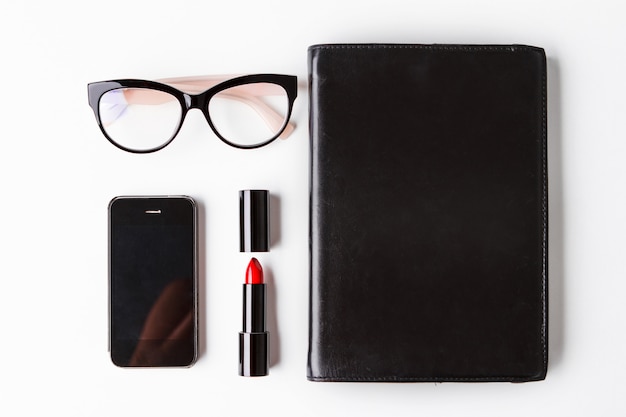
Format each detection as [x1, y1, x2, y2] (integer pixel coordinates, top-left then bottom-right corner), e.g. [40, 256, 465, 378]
[239, 257, 269, 376]
[245, 257, 264, 284]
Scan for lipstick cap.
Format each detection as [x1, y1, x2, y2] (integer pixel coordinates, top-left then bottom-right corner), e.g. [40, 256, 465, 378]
[240, 190, 270, 252]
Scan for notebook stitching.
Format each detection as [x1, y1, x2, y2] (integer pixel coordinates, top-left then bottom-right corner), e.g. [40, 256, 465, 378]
[541, 55, 549, 373]
[309, 44, 540, 53]
[308, 376, 533, 382]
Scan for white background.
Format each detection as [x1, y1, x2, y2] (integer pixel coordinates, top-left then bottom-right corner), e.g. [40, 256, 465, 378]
[1, 0, 624, 415]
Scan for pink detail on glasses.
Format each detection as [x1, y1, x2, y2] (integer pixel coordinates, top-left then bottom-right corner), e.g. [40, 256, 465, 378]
[119, 75, 294, 139]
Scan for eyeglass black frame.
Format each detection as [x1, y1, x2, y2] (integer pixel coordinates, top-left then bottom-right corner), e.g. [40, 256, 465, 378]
[88, 74, 298, 153]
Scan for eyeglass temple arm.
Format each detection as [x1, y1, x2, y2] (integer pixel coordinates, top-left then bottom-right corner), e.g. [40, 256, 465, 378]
[143, 75, 294, 139]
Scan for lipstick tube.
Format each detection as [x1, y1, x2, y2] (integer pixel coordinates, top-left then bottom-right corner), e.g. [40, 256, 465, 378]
[239, 258, 269, 376]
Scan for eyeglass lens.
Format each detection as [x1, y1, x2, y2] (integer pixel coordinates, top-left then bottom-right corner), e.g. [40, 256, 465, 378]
[99, 88, 182, 151]
[98, 82, 289, 152]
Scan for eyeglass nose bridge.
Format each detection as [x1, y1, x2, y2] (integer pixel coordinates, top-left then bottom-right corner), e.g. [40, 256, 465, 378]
[184, 93, 197, 110]
[185, 92, 214, 122]
[185, 92, 215, 128]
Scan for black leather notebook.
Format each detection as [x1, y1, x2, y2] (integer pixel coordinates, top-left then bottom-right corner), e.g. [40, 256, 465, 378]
[308, 44, 547, 382]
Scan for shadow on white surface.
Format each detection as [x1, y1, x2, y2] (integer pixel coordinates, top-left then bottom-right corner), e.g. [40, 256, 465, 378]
[547, 56, 564, 370]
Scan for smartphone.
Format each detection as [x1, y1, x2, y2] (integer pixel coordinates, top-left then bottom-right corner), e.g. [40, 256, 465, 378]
[108, 196, 198, 367]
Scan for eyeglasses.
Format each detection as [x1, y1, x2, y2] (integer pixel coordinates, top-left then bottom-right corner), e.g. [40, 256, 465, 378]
[87, 74, 298, 153]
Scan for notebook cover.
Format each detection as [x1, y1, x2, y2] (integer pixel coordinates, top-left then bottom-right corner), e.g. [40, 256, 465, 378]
[308, 44, 547, 382]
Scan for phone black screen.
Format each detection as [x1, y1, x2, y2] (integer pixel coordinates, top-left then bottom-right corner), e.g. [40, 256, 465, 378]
[109, 197, 196, 367]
